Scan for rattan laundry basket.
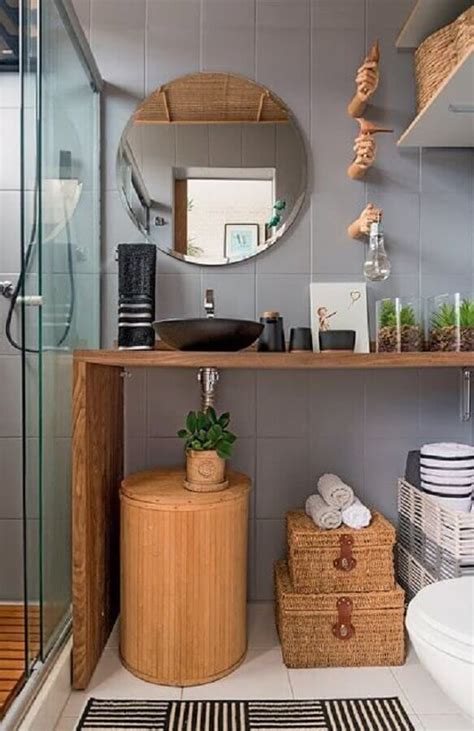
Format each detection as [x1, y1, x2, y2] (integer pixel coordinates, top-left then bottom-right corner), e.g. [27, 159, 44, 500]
[415, 7, 474, 113]
[397, 544, 436, 602]
[275, 561, 405, 668]
[398, 479, 474, 581]
[287, 510, 396, 594]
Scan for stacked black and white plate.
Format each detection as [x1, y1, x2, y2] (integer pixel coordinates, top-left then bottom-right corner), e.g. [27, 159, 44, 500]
[420, 443, 474, 512]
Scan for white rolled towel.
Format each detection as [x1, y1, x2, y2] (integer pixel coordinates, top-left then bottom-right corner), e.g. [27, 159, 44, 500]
[306, 494, 342, 530]
[342, 497, 371, 530]
[317, 473, 354, 510]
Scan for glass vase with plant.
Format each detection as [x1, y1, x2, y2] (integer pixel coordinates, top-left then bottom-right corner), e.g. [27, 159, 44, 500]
[376, 298, 423, 353]
[177, 407, 237, 492]
[428, 294, 474, 352]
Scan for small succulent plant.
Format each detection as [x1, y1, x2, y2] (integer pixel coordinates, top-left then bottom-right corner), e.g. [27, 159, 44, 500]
[430, 299, 474, 329]
[267, 199, 287, 228]
[460, 299, 474, 328]
[379, 300, 417, 328]
[177, 408, 237, 460]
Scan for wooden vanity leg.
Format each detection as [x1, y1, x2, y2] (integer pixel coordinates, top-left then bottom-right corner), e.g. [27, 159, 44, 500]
[72, 361, 124, 689]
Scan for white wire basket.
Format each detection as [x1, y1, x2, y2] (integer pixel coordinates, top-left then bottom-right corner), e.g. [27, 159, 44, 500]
[398, 479, 474, 582]
[397, 544, 435, 601]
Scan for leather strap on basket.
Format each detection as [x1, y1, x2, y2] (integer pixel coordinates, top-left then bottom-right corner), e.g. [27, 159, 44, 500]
[333, 535, 357, 572]
[332, 597, 355, 641]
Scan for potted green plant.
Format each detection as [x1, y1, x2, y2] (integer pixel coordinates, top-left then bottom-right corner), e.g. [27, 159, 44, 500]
[376, 298, 423, 353]
[177, 407, 237, 492]
[429, 297, 474, 352]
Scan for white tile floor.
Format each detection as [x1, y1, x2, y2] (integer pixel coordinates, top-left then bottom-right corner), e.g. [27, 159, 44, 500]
[55, 604, 472, 731]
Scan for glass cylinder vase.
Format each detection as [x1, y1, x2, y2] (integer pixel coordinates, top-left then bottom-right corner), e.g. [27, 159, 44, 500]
[427, 293, 474, 352]
[376, 298, 423, 353]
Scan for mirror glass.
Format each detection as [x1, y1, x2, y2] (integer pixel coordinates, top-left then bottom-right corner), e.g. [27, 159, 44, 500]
[117, 73, 307, 266]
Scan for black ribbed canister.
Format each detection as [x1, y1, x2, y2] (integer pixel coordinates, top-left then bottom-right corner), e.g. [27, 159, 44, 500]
[117, 243, 156, 350]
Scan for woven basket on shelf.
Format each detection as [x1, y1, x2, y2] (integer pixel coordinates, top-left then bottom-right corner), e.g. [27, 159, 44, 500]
[398, 479, 474, 582]
[275, 561, 405, 668]
[287, 510, 396, 594]
[415, 7, 474, 113]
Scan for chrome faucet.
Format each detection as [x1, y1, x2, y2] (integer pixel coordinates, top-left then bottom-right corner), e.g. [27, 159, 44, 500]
[204, 289, 215, 318]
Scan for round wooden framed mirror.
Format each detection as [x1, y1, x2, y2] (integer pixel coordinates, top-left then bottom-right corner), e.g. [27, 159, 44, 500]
[117, 72, 307, 266]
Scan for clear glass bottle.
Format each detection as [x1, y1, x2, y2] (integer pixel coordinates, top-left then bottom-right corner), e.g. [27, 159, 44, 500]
[363, 217, 391, 282]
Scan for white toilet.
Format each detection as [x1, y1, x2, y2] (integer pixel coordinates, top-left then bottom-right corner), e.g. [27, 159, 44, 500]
[406, 577, 474, 719]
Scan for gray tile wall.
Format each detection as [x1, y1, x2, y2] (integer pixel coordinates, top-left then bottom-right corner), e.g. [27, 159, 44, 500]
[76, 0, 474, 600]
[0, 73, 23, 600]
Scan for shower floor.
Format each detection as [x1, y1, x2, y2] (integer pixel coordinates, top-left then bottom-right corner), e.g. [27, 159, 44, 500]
[0, 605, 39, 718]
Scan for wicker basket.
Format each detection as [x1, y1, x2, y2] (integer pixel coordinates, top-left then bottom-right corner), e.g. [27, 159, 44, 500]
[398, 479, 474, 581]
[415, 7, 474, 113]
[397, 544, 435, 602]
[275, 561, 405, 668]
[287, 510, 396, 594]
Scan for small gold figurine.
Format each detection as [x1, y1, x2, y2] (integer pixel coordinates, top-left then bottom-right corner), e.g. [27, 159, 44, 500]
[347, 203, 383, 240]
[348, 40, 380, 118]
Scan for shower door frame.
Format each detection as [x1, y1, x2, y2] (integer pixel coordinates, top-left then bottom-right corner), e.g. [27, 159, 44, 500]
[20, 0, 103, 676]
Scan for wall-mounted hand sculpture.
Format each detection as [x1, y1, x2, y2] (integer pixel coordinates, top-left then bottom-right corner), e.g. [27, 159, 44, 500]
[347, 203, 383, 240]
[348, 40, 380, 119]
[347, 118, 393, 180]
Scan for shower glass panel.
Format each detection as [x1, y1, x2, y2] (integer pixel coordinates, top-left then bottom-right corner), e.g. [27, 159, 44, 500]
[21, 0, 101, 669]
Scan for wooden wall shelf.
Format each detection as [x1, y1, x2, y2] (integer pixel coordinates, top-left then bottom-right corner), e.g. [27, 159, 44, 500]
[74, 349, 474, 370]
[398, 50, 474, 148]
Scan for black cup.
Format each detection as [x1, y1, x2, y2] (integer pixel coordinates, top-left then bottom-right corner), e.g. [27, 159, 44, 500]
[257, 313, 286, 352]
[289, 327, 313, 352]
[319, 330, 356, 352]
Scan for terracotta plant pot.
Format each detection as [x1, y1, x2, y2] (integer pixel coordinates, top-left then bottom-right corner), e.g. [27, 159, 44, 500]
[184, 449, 228, 492]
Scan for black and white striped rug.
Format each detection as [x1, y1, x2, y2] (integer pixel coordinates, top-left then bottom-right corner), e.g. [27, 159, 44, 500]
[77, 698, 414, 730]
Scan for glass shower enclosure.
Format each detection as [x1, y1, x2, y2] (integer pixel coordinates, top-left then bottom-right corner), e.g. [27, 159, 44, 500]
[0, 0, 102, 717]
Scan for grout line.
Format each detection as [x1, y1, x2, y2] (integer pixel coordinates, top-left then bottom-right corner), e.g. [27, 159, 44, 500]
[254, 0, 258, 81]
[287, 667, 296, 700]
[144, 0, 148, 97]
[309, 0, 313, 279]
[388, 667, 418, 718]
[199, 0, 204, 72]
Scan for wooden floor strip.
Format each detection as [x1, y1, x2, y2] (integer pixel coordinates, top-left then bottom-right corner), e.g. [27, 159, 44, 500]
[0, 606, 28, 719]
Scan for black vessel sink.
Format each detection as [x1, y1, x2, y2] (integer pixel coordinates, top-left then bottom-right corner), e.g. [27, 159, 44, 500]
[154, 318, 263, 351]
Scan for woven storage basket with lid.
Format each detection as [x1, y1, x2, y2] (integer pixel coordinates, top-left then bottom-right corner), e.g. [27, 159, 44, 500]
[414, 7, 474, 114]
[287, 510, 396, 594]
[275, 561, 405, 668]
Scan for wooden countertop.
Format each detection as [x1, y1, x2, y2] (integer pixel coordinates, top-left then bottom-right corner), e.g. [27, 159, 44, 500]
[74, 349, 474, 369]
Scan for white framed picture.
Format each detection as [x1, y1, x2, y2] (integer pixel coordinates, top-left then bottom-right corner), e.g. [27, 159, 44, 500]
[310, 282, 370, 353]
[224, 223, 259, 258]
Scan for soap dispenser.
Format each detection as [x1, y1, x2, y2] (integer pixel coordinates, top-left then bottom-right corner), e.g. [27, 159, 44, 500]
[363, 213, 391, 282]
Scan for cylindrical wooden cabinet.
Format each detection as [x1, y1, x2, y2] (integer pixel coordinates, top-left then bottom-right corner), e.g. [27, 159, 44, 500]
[120, 468, 251, 686]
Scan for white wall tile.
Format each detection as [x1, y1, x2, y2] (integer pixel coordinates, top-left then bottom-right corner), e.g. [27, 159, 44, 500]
[91, 0, 146, 95]
[0, 108, 20, 190]
[0, 355, 22, 436]
[102, 190, 146, 274]
[256, 0, 311, 133]
[202, 0, 256, 78]
[0, 73, 20, 108]
[256, 273, 311, 333]
[0, 519, 23, 599]
[146, 0, 201, 94]
[0, 438, 22, 518]
[72, 0, 91, 39]
[256, 437, 311, 518]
